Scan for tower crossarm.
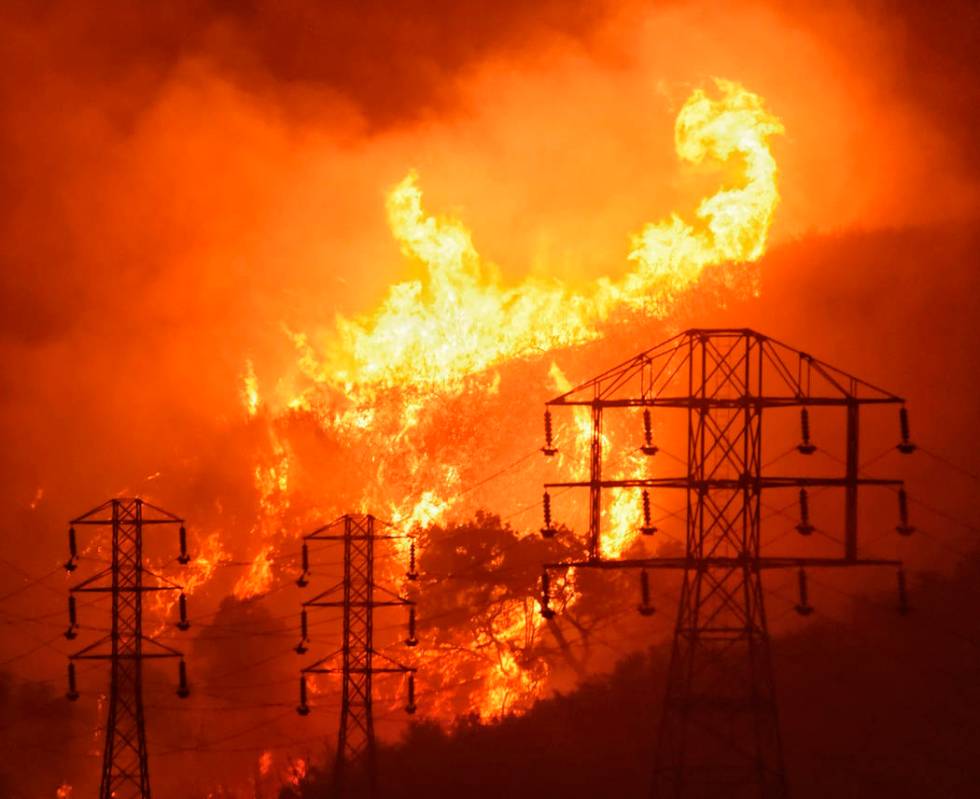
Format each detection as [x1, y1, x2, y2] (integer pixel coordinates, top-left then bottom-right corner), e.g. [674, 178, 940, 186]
[546, 396, 902, 409]
[538, 327, 917, 798]
[370, 649, 417, 673]
[72, 583, 182, 593]
[300, 648, 344, 674]
[547, 328, 905, 406]
[545, 477, 903, 490]
[294, 511, 420, 791]
[306, 647, 416, 676]
[70, 498, 184, 527]
[543, 556, 901, 573]
[306, 600, 414, 608]
[63, 497, 192, 799]
[305, 533, 409, 541]
[303, 513, 411, 542]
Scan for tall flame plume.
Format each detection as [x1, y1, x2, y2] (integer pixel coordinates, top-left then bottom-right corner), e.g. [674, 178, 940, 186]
[297, 78, 783, 404]
[238, 79, 783, 719]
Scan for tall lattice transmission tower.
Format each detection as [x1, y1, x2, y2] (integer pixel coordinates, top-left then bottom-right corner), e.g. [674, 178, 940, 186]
[538, 329, 916, 798]
[64, 497, 193, 799]
[295, 513, 418, 795]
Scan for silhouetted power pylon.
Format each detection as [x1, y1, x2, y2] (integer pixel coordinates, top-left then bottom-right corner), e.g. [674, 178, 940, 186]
[295, 513, 418, 796]
[539, 328, 915, 799]
[64, 497, 192, 799]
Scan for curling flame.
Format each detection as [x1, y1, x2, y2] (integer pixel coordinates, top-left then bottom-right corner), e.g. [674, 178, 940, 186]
[308, 79, 782, 399]
[625, 79, 784, 304]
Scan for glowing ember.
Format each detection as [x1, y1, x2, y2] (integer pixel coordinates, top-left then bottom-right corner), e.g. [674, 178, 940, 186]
[287, 758, 308, 787]
[28, 487, 43, 510]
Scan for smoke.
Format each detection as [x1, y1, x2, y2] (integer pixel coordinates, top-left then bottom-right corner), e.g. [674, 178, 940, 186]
[0, 1, 978, 795]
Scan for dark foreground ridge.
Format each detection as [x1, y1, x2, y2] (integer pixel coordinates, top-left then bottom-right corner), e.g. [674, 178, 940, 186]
[283, 544, 980, 799]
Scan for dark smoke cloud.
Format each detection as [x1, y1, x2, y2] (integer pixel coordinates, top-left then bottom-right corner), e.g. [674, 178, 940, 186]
[2, 0, 612, 129]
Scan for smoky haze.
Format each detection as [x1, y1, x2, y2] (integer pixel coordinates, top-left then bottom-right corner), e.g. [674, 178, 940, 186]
[0, 1, 978, 796]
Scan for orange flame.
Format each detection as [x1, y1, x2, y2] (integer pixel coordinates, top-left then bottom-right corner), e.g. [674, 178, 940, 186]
[234, 543, 275, 600]
[294, 79, 782, 403]
[244, 80, 784, 719]
[287, 758, 308, 787]
[234, 436, 291, 599]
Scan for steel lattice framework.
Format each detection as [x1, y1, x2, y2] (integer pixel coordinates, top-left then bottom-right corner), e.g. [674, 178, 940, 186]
[64, 498, 192, 799]
[539, 328, 914, 799]
[295, 513, 417, 796]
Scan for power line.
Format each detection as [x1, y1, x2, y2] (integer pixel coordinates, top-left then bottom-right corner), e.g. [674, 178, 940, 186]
[538, 328, 914, 798]
[296, 513, 417, 794]
[64, 497, 193, 799]
[918, 445, 980, 483]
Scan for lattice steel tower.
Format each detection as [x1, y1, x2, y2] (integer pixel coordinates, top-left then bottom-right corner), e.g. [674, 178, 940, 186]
[295, 513, 418, 796]
[539, 329, 915, 799]
[64, 497, 192, 799]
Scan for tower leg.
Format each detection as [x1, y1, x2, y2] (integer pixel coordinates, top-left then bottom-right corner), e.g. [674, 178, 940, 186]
[65, 497, 189, 799]
[335, 514, 377, 797]
[101, 498, 152, 799]
[653, 565, 787, 799]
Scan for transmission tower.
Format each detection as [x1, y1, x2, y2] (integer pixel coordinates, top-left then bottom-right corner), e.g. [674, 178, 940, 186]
[63, 497, 193, 799]
[295, 513, 418, 796]
[538, 328, 916, 799]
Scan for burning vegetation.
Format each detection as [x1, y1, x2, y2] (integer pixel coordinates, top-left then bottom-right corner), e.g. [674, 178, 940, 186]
[1, 1, 979, 797]
[216, 79, 785, 721]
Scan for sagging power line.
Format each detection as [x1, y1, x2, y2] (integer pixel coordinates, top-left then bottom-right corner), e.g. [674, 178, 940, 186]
[539, 328, 917, 798]
[294, 513, 417, 797]
[63, 497, 192, 799]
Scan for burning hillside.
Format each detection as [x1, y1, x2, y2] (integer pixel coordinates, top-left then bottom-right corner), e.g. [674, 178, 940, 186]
[1, 1, 979, 797]
[210, 79, 785, 721]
